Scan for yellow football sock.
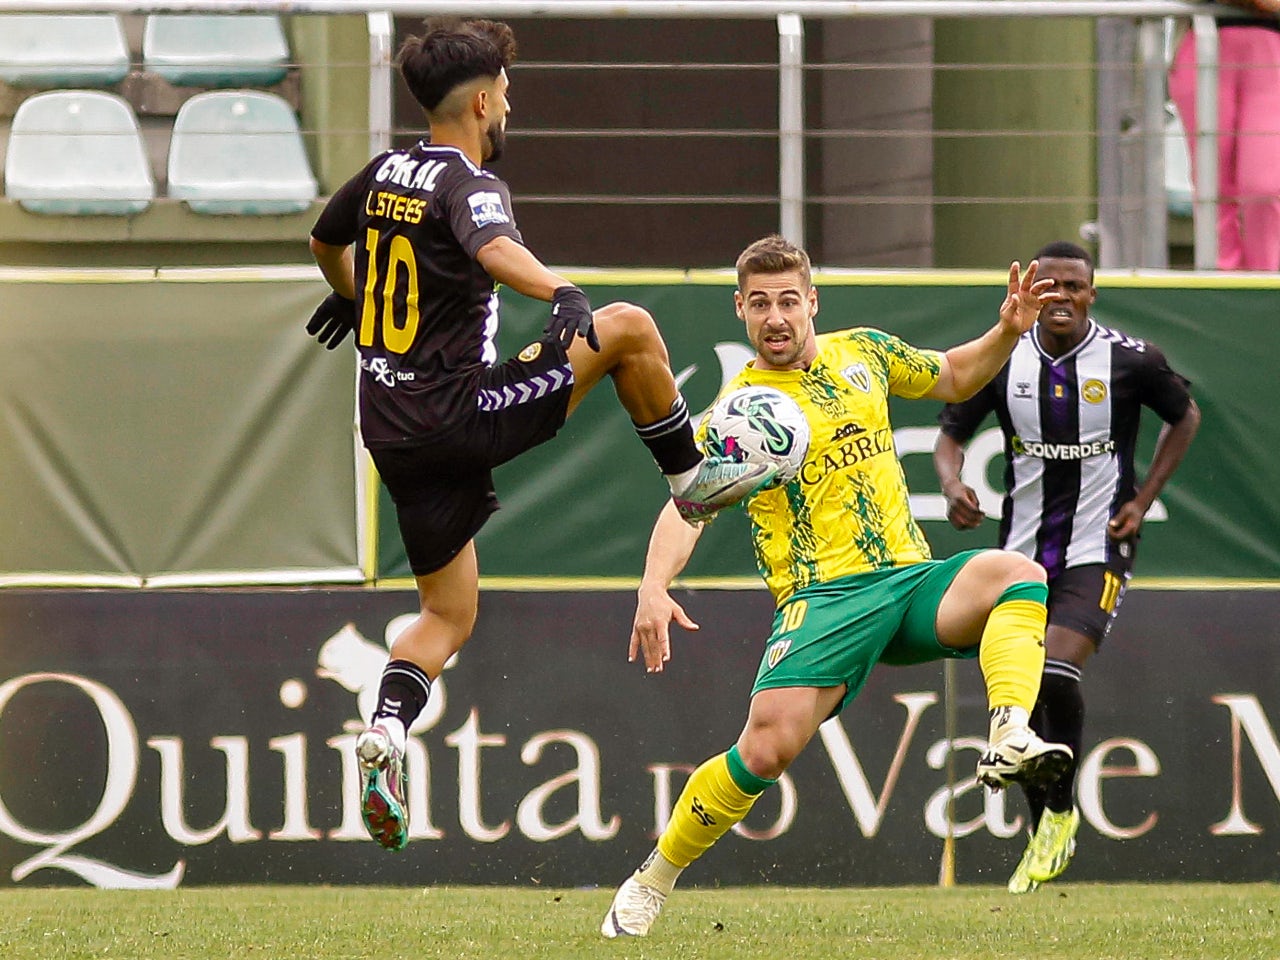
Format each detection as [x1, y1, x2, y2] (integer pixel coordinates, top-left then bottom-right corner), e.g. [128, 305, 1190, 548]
[654, 747, 773, 872]
[978, 581, 1049, 714]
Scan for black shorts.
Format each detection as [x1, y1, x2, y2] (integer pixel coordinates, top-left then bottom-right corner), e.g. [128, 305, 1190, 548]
[1046, 548, 1136, 647]
[370, 338, 573, 576]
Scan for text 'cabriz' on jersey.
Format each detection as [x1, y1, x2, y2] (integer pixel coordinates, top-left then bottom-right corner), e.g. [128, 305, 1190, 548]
[701, 329, 943, 604]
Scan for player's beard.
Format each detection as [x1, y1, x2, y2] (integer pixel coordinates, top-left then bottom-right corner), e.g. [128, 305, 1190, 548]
[484, 119, 507, 163]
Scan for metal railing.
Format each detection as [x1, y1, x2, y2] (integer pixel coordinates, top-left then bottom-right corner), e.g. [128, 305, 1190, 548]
[0, 0, 1240, 269]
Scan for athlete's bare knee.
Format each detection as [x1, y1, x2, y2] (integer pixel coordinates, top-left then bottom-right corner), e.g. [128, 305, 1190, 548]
[594, 301, 665, 358]
[737, 723, 801, 780]
[983, 549, 1046, 590]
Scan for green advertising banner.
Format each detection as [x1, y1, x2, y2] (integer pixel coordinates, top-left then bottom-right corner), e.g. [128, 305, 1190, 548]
[378, 272, 1280, 586]
[0, 266, 1271, 588]
[0, 267, 358, 585]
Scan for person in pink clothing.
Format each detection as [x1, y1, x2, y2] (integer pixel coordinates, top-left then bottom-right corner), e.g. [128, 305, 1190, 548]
[1169, 1, 1280, 271]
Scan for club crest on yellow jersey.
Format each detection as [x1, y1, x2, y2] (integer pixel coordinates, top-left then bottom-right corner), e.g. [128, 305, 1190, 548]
[841, 363, 872, 393]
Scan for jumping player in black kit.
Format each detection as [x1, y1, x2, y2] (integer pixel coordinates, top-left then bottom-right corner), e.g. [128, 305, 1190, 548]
[934, 241, 1200, 893]
[305, 18, 773, 852]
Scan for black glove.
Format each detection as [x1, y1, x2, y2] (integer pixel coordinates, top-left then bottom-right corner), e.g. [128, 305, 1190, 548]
[546, 285, 600, 352]
[305, 292, 356, 350]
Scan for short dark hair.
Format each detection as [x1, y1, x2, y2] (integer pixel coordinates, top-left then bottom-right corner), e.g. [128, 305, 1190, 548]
[1033, 240, 1094, 280]
[397, 18, 517, 114]
[736, 234, 812, 290]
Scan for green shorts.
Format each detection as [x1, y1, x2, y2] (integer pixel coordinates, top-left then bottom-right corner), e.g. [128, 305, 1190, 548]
[752, 550, 984, 715]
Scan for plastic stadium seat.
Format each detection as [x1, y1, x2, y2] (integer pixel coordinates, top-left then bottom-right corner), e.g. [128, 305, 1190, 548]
[5, 91, 154, 215]
[167, 91, 317, 215]
[143, 15, 290, 88]
[0, 15, 129, 88]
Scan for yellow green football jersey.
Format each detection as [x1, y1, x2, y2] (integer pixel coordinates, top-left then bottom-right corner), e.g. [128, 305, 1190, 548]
[707, 328, 943, 604]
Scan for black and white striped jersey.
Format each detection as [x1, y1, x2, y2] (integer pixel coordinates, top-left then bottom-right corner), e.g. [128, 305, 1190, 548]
[938, 320, 1193, 578]
[312, 141, 524, 446]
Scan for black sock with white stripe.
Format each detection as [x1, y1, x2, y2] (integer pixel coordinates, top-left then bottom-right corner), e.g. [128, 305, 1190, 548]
[1036, 658, 1084, 814]
[371, 658, 433, 732]
[635, 396, 702, 477]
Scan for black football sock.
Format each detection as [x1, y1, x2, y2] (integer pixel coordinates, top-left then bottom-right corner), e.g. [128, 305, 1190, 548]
[636, 396, 702, 476]
[1022, 693, 1050, 831]
[1037, 659, 1085, 813]
[371, 658, 432, 730]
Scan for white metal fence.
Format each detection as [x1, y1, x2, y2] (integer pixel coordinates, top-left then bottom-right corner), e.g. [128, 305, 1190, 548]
[0, 1, 1246, 269]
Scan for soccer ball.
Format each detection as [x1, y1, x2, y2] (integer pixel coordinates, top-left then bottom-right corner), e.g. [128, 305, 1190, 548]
[702, 385, 811, 488]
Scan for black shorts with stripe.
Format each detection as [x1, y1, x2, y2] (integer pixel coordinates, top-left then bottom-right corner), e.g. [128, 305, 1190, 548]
[1046, 544, 1137, 647]
[370, 337, 573, 576]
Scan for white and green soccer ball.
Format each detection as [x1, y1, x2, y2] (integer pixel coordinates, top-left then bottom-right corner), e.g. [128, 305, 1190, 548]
[702, 385, 811, 489]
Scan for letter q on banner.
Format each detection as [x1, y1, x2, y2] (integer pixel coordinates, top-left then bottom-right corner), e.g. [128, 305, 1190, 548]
[0, 673, 184, 889]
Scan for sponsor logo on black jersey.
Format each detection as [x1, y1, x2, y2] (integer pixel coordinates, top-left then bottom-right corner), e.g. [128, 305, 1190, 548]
[467, 190, 510, 228]
[359, 356, 415, 388]
[1011, 435, 1116, 460]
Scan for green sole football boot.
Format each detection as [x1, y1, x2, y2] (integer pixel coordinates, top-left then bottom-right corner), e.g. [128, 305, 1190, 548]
[356, 723, 409, 852]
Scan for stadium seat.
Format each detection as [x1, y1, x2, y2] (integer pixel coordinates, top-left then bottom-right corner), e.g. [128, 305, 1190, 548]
[167, 91, 318, 215]
[143, 15, 290, 88]
[4, 90, 155, 215]
[0, 14, 129, 88]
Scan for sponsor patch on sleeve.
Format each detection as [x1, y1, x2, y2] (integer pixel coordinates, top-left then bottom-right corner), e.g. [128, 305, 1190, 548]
[467, 190, 511, 228]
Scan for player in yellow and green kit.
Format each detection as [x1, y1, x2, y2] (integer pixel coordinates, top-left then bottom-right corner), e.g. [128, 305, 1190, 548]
[602, 234, 1072, 939]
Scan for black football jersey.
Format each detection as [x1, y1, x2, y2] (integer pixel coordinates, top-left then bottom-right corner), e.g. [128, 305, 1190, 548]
[938, 321, 1192, 578]
[312, 141, 524, 445]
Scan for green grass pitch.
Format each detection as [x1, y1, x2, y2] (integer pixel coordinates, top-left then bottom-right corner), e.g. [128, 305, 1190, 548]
[1, 884, 1276, 959]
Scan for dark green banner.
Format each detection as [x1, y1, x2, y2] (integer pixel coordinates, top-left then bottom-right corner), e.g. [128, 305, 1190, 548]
[0, 267, 1268, 587]
[378, 274, 1280, 584]
[0, 268, 358, 585]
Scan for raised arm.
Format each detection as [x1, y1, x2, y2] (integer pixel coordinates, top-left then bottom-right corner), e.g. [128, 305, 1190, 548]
[630, 501, 707, 673]
[929, 260, 1055, 402]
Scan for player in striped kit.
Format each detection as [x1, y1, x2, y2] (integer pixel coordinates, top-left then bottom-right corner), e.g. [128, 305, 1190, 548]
[935, 241, 1200, 893]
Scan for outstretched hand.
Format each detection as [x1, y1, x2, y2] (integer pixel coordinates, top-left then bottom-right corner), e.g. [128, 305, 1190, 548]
[629, 586, 699, 673]
[998, 260, 1056, 336]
